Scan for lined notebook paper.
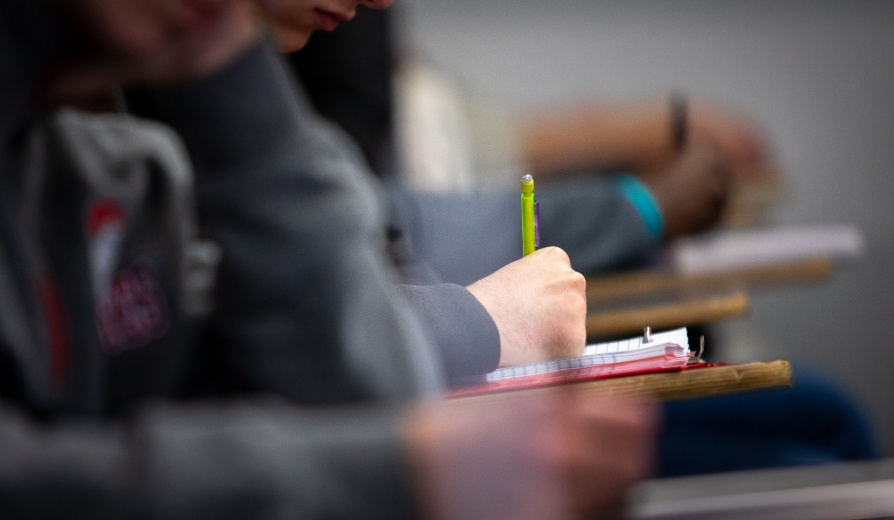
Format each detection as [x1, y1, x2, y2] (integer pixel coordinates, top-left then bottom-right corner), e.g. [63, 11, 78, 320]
[475, 327, 692, 391]
[582, 327, 689, 357]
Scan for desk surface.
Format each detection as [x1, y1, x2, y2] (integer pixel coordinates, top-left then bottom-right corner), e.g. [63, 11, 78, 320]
[587, 292, 750, 339]
[587, 256, 834, 303]
[452, 360, 792, 403]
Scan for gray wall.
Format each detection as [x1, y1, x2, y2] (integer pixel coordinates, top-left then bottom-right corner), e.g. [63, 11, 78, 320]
[398, 0, 894, 453]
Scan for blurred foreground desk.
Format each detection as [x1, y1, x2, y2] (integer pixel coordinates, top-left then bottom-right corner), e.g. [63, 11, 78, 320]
[623, 457, 894, 520]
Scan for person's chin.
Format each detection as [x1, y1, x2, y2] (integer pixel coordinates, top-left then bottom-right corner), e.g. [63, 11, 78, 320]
[275, 29, 311, 53]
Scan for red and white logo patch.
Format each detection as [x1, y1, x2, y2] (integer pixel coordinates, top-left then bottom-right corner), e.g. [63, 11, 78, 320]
[96, 263, 169, 356]
[87, 199, 126, 298]
[86, 199, 169, 355]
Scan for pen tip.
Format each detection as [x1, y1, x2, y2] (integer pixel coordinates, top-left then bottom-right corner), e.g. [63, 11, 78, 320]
[521, 174, 533, 184]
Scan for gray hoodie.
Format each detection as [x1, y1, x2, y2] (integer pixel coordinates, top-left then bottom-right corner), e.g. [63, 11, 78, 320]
[0, 3, 440, 517]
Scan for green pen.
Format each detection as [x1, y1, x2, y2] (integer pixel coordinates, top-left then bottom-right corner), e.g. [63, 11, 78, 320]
[521, 174, 539, 256]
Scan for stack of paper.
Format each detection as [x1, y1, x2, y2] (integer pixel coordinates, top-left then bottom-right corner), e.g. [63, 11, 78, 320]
[450, 328, 694, 397]
[670, 225, 865, 275]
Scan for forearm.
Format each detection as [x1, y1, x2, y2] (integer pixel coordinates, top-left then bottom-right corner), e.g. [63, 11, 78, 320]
[515, 97, 676, 176]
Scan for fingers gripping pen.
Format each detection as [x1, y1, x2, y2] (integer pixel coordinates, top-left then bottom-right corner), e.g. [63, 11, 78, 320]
[521, 174, 539, 256]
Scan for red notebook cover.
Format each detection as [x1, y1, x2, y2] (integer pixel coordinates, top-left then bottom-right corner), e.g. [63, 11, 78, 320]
[450, 356, 713, 398]
[448, 328, 713, 398]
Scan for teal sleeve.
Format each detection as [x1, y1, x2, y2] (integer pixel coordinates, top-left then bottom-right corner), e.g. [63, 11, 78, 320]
[615, 174, 664, 242]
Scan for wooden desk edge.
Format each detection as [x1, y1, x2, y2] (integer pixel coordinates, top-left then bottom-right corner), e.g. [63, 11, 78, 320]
[456, 360, 793, 404]
[574, 359, 793, 401]
[587, 257, 834, 302]
[586, 292, 751, 338]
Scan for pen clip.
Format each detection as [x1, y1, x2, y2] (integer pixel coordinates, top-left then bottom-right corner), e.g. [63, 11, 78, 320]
[534, 200, 540, 250]
[688, 335, 706, 365]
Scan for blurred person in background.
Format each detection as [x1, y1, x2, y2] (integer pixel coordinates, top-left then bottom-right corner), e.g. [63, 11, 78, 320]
[287, 7, 773, 287]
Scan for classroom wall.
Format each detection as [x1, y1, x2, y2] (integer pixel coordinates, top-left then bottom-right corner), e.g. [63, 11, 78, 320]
[398, 0, 894, 454]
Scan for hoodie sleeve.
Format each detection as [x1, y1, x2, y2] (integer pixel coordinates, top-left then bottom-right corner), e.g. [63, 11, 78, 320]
[147, 40, 445, 403]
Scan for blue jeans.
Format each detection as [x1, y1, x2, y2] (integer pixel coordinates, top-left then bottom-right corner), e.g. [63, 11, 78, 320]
[658, 363, 881, 477]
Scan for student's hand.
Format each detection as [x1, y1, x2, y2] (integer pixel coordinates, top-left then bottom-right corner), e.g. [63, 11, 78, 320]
[688, 98, 774, 182]
[466, 247, 587, 367]
[403, 390, 659, 520]
[644, 136, 732, 241]
[41, 0, 262, 103]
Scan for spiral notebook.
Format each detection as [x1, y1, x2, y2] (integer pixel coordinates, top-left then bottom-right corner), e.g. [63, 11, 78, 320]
[451, 327, 698, 397]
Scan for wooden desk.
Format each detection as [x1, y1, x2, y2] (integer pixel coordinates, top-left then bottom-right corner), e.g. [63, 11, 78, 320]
[587, 257, 833, 303]
[453, 360, 792, 403]
[570, 360, 791, 402]
[586, 292, 750, 339]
